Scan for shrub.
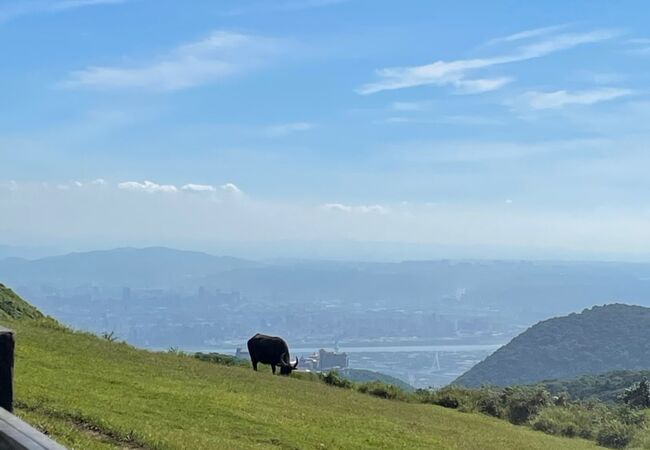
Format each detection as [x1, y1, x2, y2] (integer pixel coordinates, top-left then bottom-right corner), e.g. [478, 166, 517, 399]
[471, 388, 503, 417]
[357, 381, 408, 401]
[320, 371, 353, 389]
[418, 386, 474, 410]
[433, 394, 460, 409]
[596, 420, 634, 449]
[529, 405, 598, 439]
[501, 387, 550, 425]
[194, 352, 247, 367]
[612, 404, 645, 427]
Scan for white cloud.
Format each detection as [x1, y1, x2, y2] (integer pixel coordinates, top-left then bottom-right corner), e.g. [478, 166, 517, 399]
[220, 183, 243, 195]
[10, 179, 650, 260]
[181, 183, 217, 193]
[62, 31, 283, 91]
[358, 29, 616, 95]
[91, 178, 107, 185]
[118, 180, 178, 193]
[264, 122, 315, 137]
[73, 180, 83, 187]
[521, 88, 632, 110]
[321, 203, 389, 214]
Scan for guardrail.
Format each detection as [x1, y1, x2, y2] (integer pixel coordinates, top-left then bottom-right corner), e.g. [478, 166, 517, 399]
[0, 327, 68, 450]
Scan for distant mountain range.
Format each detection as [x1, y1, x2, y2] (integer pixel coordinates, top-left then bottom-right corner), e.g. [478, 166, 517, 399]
[0, 244, 61, 260]
[0, 247, 259, 288]
[455, 304, 650, 387]
[5, 247, 650, 322]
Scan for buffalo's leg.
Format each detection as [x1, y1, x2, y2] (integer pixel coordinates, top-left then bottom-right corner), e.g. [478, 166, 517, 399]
[271, 364, 276, 375]
[251, 359, 258, 371]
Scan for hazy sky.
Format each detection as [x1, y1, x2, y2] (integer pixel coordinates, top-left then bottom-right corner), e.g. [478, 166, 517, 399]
[3, 0, 650, 259]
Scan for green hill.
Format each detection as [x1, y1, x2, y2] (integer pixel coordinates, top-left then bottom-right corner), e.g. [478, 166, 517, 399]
[0, 287, 598, 449]
[455, 304, 650, 388]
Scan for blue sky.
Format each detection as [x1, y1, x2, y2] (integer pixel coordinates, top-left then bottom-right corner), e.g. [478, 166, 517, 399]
[3, 0, 650, 259]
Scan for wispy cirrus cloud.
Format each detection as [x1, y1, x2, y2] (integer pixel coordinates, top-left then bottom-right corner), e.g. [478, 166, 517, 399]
[51, 0, 126, 9]
[224, 0, 349, 16]
[358, 29, 617, 95]
[520, 88, 632, 110]
[482, 24, 570, 46]
[0, 0, 126, 23]
[263, 122, 315, 137]
[321, 203, 389, 214]
[625, 38, 650, 56]
[61, 31, 284, 91]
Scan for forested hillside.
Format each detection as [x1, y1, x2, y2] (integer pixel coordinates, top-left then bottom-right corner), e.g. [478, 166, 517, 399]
[455, 304, 650, 387]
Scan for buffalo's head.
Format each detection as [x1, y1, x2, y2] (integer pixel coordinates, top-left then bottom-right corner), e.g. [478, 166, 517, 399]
[279, 353, 299, 375]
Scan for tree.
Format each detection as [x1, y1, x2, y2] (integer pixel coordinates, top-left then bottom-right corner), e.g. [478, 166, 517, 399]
[620, 378, 650, 408]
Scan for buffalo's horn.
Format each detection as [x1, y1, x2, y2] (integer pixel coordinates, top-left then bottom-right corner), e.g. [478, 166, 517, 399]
[292, 357, 299, 369]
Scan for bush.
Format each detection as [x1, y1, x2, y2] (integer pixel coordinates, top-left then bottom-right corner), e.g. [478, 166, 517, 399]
[320, 371, 353, 389]
[357, 381, 408, 401]
[194, 352, 247, 367]
[418, 386, 474, 410]
[529, 405, 598, 439]
[501, 387, 550, 425]
[612, 404, 645, 427]
[473, 388, 503, 417]
[596, 421, 634, 449]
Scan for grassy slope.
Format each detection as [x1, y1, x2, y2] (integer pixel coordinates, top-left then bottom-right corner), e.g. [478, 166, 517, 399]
[3, 320, 600, 450]
[0, 283, 43, 320]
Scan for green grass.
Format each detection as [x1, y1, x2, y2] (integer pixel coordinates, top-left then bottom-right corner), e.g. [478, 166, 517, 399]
[0, 283, 44, 320]
[2, 319, 602, 450]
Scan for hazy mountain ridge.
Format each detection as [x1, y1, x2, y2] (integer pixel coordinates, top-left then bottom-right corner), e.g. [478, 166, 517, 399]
[0, 247, 259, 288]
[6, 246, 650, 317]
[455, 304, 650, 387]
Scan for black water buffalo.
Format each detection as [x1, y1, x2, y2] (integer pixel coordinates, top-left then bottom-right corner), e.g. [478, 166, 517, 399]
[247, 333, 298, 375]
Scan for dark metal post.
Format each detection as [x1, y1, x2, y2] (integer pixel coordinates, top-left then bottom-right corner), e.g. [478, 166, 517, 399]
[0, 328, 14, 413]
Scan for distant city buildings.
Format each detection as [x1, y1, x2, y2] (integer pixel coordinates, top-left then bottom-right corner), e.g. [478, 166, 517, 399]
[299, 349, 349, 371]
